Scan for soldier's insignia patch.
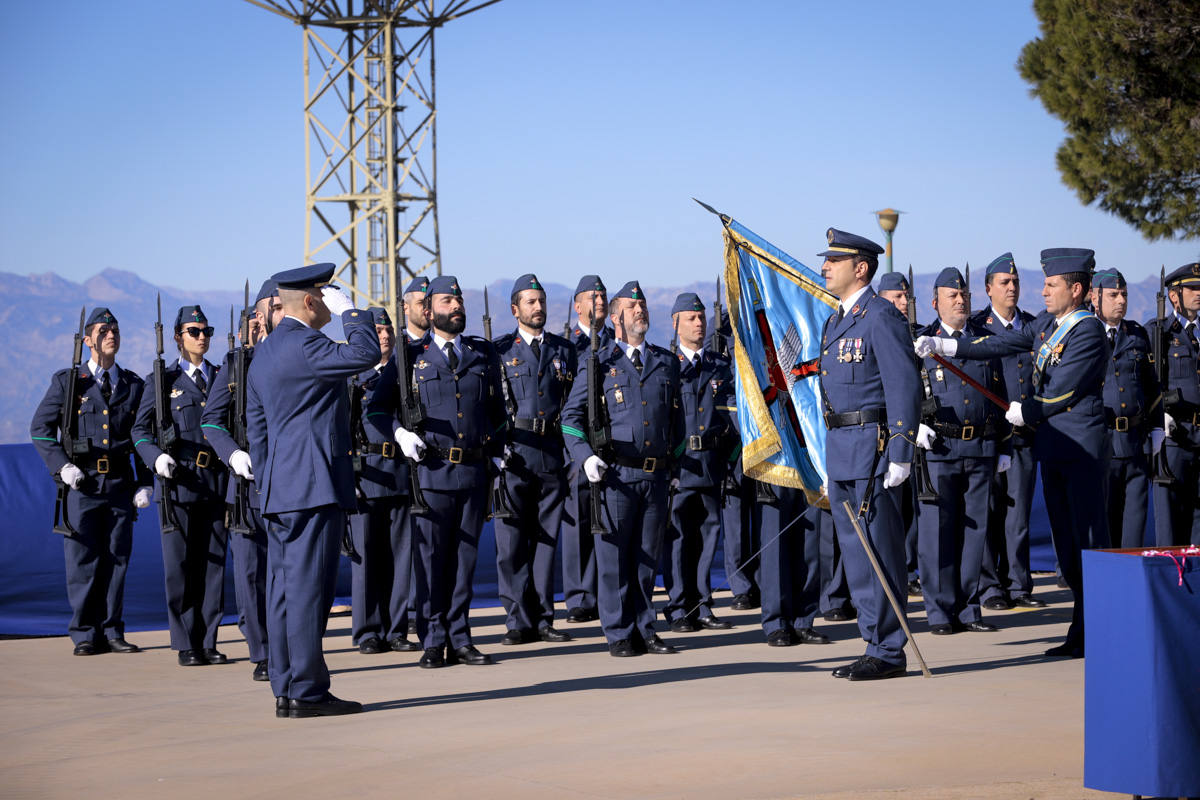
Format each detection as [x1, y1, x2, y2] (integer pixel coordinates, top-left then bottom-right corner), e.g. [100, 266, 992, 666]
[417, 359, 429, 370]
[509, 357, 520, 366]
[851, 305, 860, 315]
[170, 388, 184, 398]
[827, 228, 835, 244]
[987, 317, 993, 324]
[609, 367, 618, 377]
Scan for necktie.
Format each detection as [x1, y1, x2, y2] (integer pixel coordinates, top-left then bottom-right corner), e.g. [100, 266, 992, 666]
[834, 306, 845, 326]
[1107, 329, 1116, 348]
[195, 370, 207, 394]
[631, 348, 643, 373]
[951, 330, 962, 339]
[100, 371, 112, 403]
[1187, 323, 1198, 352]
[444, 341, 459, 371]
[1049, 320, 1059, 335]
[530, 337, 541, 362]
[1004, 322, 1013, 331]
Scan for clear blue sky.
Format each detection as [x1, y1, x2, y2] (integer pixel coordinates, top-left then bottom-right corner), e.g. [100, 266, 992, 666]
[1, 0, 1196, 293]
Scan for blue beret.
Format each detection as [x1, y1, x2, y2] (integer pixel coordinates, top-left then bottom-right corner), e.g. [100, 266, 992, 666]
[986, 252, 1018, 277]
[1093, 268, 1126, 290]
[817, 227, 884, 259]
[254, 279, 278, 305]
[613, 280, 645, 301]
[272, 262, 336, 289]
[1040, 248, 1095, 277]
[1165, 262, 1200, 288]
[427, 275, 462, 297]
[404, 275, 430, 295]
[934, 267, 967, 290]
[174, 305, 208, 332]
[510, 273, 544, 300]
[877, 272, 909, 293]
[86, 307, 118, 327]
[574, 274, 606, 297]
[671, 292, 705, 315]
[367, 306, 393, 326]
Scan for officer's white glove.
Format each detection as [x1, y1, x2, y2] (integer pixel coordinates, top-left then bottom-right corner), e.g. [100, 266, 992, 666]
[154, 453, 177, 479]
[320, 285, 355, 316]
[395, 427, 427, 461]
[583, 454, 608, 483]
[997, 454, 1012, 473]
[1164, 412, 1177, 435]
[229, 450, 255, 481]
[916, 423, 938, 450]
[882, 462, 911, 489]
[1005, 401, 1025, 428]
[1150, 428, 1166, 456]
[914, 336, 957, 358]
[59, 463, 84, 490]
[133, 487, 153, 509]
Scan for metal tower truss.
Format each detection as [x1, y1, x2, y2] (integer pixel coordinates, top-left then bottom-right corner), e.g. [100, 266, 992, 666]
[247, 0, 501, 311]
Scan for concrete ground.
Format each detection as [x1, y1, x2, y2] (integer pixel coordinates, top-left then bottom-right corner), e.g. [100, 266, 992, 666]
[1, 577, 1117, 800]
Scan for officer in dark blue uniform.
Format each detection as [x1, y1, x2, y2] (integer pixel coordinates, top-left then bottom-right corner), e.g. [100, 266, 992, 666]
[971, 253, 1045, 611]
[202, 278, 281, 681]
[1091, 269, 1158, 548]
[346, 307, 420, 654]
[402, 275, 432, 344]
[1148, 262, 1200, 547]
[817, 228, 920, 681]
[245, 263, 379, 717]
[662, 292, 738, 632]
[918, 248, 1110, 658]
[756, 486, 831, 647]
[31, 307, 153, 656]
[561, 274, 613, 624]
[391, 275, 507, 668]
[132, 305, 230, 666]
[562, 280, 685, 656]
[491, 273, 577, 644]
[913, 268, 1008, 635]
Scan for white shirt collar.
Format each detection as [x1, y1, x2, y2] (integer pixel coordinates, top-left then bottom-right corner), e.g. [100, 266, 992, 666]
[432, 332, 462, 353]
[840, 285, 871, 315]
[87, 360, 119, 385]
[938, 321, 964, 337]
[618, 340, 646, 361]
[990, 306, 1017, 327]
[679, 344, 700, 363]
[517, 327, 543, 347]
[1176, 312, 1197, 329]
[284, 314, 310, 329]
[178, 358, 207, 381]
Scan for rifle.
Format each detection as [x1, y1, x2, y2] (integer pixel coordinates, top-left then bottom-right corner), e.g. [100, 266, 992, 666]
[563, 293, 573, 339]
[711, 275, 727, 356]
[1152, 265, 1179, 485]
[52, 307, 88, 535]
[153, 294, 180, 534]
[586, 294, 612, 535]
[397, 299, 432, 516]
[482, 288, 516, 521]
[963, 261, 972, 317]
[669, 310, 680, 356]
[906, 266, 938, 503]
[226, 290, 253, 536]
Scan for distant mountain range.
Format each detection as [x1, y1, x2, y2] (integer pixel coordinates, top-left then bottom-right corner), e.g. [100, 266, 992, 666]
[0, 267, 1167, 444]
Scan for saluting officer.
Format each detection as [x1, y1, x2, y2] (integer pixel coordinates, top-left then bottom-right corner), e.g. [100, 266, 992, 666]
[561, 274, 613, 624]
[913, 268, 1008, 635]
[1091, 269, 1159, 548]
[562, 280, 685, 657]
[662, 292, 737, 633]
[971, 254, 1045, 611]
[918, 248, 1110, 658]
[202, 279, 282, 681]
[132, 305, 230, 666]
[491, 273, 577, 645]
[245, 264, 379, 717]
[392, 276, 508, 668]
[1148, 262, 1200, 547]
[817, 228, 920, 681]
[31, 307, 152, 656]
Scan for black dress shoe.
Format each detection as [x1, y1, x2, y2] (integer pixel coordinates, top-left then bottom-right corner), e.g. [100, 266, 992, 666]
[275, 696, 289, 718]
[929, 624, 955, 636]
[106, 637, 141, 653]
[644, 634, 676, 654]
[202, 648, 228, 664]
[358, 637, 387, 655]
[730, 593, 755, 611]
[824, 607, 856, 622]
[669, 617, 699, 633]
[832, 656, 866, 678]
[501, 629, 531, 646]
[795, 627, 831, 644]
[698, 614, 733, 630]
[288, 694, 363, 718]
[419, 647, 445, 668]
[766, 629, 795, 647]
[407, 621, 418, 636]
[566, 607, 598, 623]
[178, 649, 205, 666]
[1012, 594, 1047, 608]
[982, 596, 1013, 611]
[73, 641, 102, 656]
[452, 645, 492, 665]
[253, 661, 270, 682]
[960, 620, 999, 633]
[1044, 641, 1084, 658]
[609, 639, 637, 657]
[906, 579, 922, 597]
[847, 656, 906, 681]
[388, 636, 421, 652]
[538, 625, 572, 643]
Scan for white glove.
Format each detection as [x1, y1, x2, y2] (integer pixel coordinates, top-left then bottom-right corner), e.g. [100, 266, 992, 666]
[154, 453, 176, 479]
[997, 454, 1012, 473]
[583, 454, 608, 483]
[882, 462, 911, 489]
[914, 336, 957, 358]
[1005, 401, 1025, 428]
[59, 463, 84, 490]
[1164, 412, 1176, 435]
[133, 487, 153, 508]
[229, 449, 255, 480]
[1150, 428, 1166, 456]
[320, 285, 355, 316]
[395, 427, 427, 461]
[916, 423, 938, 450]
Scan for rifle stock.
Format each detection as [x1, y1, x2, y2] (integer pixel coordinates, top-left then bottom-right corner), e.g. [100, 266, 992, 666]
[586, 308, 611, 535]
[1152, 265, 1178, 485]
[52, 307, 88, 535]
[905, 267, 937, 503]
[398, 301, 432, 516]
[153, 294, 180, 534]
[482, 287, 516, 521]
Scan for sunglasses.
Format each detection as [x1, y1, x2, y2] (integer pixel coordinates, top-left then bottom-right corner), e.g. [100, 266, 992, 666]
[182, 326, 214, 338]
[94, 325, 120, 337]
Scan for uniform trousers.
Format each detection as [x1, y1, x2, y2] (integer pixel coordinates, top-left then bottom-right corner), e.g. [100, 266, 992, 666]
[1154, 440, 1200, 546]
[1107, 453, 1150, 549]
[493, 469, 566, 632]
[412, 485, 486, 650]
[980, 443, 1036, 601]
[161, 501, 228, 651]
[595, 471, 668, 644]
[818, 505, 851, 614]
[917, 457, 992, 626]
[229, 503, 269, 663]
[349, 497, 413, 644]
[721, 477, 759, 600]
[759, 491, 820, 634]
[63, 489, 134, 645]
[561, 476, 599, 614]
[663, 486, 721, 622]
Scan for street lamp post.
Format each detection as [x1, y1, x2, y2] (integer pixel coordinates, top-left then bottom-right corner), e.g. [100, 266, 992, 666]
[874, 208, 902, 274]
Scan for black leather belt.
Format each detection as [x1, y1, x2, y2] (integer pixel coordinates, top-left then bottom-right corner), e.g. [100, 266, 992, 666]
[84, 445, 132, 475]
[513, 417, 557, 435]
[824, 408, 885, 429]
[685, 430, 728, 451]
[1105, 410, 1146, 432]
[175, 441, 216, 468]
[433, 446, 485, 464]
[611, 454, 670, 472]
[359, 442, 396, 458]
[930, 419, 999, 441]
